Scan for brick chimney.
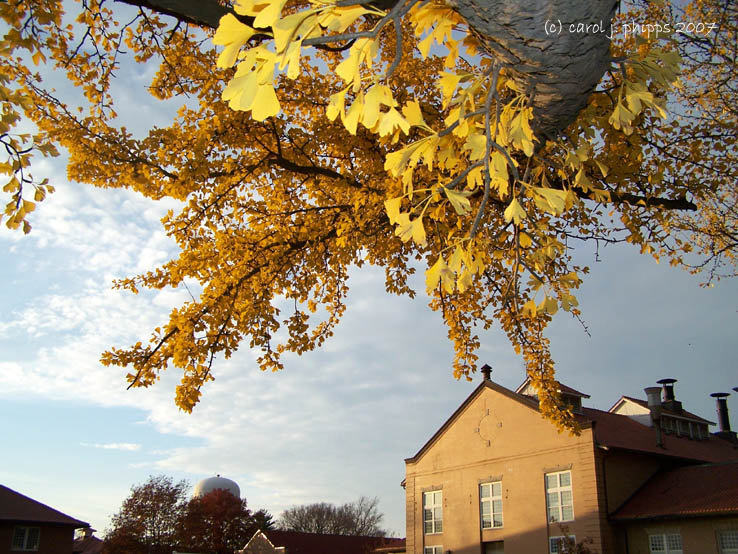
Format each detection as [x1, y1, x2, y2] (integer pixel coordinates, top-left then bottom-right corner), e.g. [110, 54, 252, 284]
[711, 392, 737, 443]
[645, 386, 663, 447]
[481, 364, 492, 381]
[657, 378, 682, 413]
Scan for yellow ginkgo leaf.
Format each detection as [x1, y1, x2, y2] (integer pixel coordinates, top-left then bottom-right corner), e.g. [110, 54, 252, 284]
[250, 84, 280, 121]
[504, 197, 526, 224]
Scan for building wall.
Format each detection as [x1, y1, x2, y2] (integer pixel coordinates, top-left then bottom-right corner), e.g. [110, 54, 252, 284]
[404, 385, 606, 554]
[602, 452, 662, 514]
[621, 516, 738, 554]
[0, 522, 76, 554]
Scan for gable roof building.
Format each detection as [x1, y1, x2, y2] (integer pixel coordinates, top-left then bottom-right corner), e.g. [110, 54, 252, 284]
[238, 529, 405, 554]
[0, 485, 89, 554]
[403, 373, 738, 554]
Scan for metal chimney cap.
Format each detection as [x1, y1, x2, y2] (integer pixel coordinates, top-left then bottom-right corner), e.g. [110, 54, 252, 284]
[657, 378, 678, 385]
[711, 392, 730, 399]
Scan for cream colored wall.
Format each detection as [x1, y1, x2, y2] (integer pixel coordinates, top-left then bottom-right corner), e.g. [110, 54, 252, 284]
[623, 516, 738, 553]
[404, 385, 605, 554]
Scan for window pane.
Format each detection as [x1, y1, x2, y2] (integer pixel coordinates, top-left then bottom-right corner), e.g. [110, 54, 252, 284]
[26, 528, 40, 550]
[546, 474, 557, 489]
[649, 535, 665, 553]
[559, 472, 571, 487]
[492, 500, 502, 513]
[436, 520, 442, 533]
[667, 534, 682, 550]
[548, 507, 559, 522]
[481, 484, 490, 498]
[492, 482, 501, 497]
[561, 506, 574, 521]
[560, 490, 572, 505]
[493, 513, 503, 527]
[434, 491, 442, 504]
[720, 530, 738, 549]
[12, 528, 26, 549]
[547, 492, 559, 506]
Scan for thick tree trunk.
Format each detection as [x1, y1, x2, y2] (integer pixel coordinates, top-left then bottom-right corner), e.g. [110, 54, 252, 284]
[118, 0, 618, 138]
[451, 0, 619, 139]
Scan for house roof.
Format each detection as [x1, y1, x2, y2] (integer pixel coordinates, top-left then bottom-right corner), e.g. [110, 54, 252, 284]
[515, 376, 591, 398]
[405, 379, 548, 464]
[581, 407, 738, 463]
[611, 461, 738, 520]
[0, 485, 88, 527]
[73, 535, 103, 554]
[246, 529, 405, 554]
[609, 396, 714, 425]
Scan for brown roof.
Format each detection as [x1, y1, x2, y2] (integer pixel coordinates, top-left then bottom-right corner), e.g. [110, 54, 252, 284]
[611, 462, 738, 520]
[73, 535, 103, 554]
[613, 396, 714, 424]
[580, 407, 738, 463]
[0, 485, 88, 527]
[256, 529, 405, 554]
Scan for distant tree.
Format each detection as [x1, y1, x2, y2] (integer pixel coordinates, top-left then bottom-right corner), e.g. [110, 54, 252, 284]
[279, 496, 386, 536]
[251, 508, 277, 532]
[177, 488, 256, 554]
[103, 475, 188, 554]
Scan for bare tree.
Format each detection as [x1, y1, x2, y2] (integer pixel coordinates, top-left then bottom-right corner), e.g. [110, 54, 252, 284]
[278, 496, 386, 536]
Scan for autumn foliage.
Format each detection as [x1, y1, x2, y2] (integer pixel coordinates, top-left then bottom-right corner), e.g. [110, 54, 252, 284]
[1, 0, 736, 429]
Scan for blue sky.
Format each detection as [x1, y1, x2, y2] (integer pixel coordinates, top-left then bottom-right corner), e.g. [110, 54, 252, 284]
[1, 7, 737, 540]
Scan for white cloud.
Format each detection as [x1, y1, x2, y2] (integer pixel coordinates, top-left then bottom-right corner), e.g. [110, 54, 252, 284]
[81, 442, 141, 451]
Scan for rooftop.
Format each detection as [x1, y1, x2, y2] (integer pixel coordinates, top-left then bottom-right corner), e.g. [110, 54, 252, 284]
[244, 529, 405, 554]
[0, 485, 88, 528]
[611, 461, 738, 520]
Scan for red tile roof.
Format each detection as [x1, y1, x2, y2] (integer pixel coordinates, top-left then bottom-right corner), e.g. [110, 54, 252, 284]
[0, 485, 88, 527]
[580, 407, 738, 463]
[611, 462, 738, 520]
[255, 529, 405, 554]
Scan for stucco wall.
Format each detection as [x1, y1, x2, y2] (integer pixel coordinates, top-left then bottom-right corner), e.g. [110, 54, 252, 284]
[404, 384, 604, 554]
[622, 516, 738, 554]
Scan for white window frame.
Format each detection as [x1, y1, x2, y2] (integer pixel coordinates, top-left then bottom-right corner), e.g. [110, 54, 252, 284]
[648, 532, 683, 554]
[423, 490, 443, 535]
[545, 470, 574, 523]
[480, 481, 503, 529]
[549, 535, 576, 554]
[719, 530, 738, 554]
[11, 527, 40, 551]
[424, 546, 443, 554]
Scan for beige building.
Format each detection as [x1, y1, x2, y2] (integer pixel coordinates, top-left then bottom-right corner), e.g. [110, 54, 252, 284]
[403, 368, 738, 554]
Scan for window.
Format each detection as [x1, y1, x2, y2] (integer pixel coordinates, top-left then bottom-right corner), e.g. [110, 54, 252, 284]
[424, 546, 443, 554]
[423, 490, 443, 534]
[549, 535, 575, 554]
[11, 527, 40, 551]
[719, 530, 738, 554]
[545, 471, 574, 522]
[480, 482, 503, 529]
[649, 533, 683, 554]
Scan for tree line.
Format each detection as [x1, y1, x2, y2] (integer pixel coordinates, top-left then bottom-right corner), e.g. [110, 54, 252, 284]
[103, 475, 387, 554]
